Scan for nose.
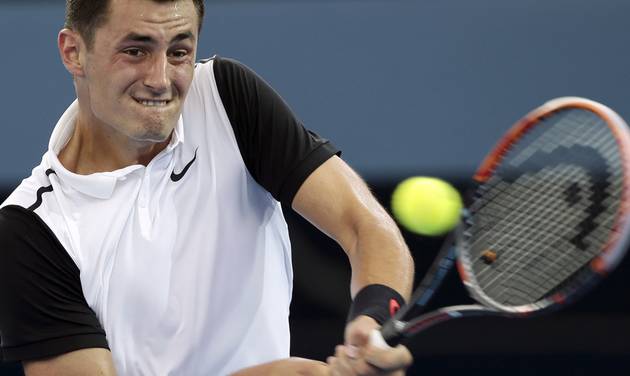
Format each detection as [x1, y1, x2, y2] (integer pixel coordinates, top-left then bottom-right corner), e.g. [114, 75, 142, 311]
[143, 54, 170, 94]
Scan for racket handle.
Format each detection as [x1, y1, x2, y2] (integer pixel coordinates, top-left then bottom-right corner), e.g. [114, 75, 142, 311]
[376, 320, 403, 347]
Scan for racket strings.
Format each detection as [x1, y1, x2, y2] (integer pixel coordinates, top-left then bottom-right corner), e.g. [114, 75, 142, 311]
[470, 114, 619, 218]
[474, 165, 610, 268]
[475, 167, 617, 255]
[489, 145, 620, 301]
[499, 125, 622, 299]
[464, 108, 624, 306]
[473, 169, 600, 301]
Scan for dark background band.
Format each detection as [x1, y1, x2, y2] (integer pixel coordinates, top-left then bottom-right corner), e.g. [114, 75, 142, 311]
[5, 177, 629, 375]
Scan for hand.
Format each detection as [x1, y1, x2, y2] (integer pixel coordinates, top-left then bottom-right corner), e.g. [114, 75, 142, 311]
[326, 316, 413, 376]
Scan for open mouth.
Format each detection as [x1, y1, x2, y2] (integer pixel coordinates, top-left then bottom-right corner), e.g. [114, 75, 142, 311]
[133, 97, 172, 107]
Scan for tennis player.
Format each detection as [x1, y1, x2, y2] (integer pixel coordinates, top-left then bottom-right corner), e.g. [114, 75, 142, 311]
[0, 0, 414, 374]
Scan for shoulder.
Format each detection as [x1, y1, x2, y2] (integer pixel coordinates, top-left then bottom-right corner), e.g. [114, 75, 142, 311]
[1, 163, 56, 211]
[0, 204, 108, 362]
[0, 161, 79, 290]
[0, 205, 34, 239]
[193, 55, 263, 96]
[0, 159, 70, 261]
[195, 55, 249, 75]
[0, 205, 59, 268]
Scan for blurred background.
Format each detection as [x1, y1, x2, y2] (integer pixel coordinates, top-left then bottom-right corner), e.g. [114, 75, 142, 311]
[1, 0, 629, 374]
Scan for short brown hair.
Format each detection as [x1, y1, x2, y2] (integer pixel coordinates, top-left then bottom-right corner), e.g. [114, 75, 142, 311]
[64, 0, 205, 49]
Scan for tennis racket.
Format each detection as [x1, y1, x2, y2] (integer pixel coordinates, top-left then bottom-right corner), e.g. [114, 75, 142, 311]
[372, 96, 630, 348]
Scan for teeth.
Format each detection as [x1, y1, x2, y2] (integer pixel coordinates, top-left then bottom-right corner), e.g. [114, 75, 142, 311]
[137, 99, 169, 107]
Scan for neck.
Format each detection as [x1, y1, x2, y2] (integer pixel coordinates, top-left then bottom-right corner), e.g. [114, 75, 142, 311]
[58, 111, 171, 175]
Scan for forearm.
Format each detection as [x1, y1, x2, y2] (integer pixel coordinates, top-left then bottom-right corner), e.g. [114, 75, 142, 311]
[291, 156, 414, 301]
[345, 209, 414, 300]
[291, 156, 416, 373]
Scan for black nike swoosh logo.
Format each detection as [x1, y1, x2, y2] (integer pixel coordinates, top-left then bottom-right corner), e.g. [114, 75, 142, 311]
[170, 148, 198, 182]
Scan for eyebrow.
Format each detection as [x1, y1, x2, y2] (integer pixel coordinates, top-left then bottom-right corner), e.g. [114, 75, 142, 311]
[121, 31, 195, 44]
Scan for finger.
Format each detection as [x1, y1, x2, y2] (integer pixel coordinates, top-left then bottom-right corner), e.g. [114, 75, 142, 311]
[349, 359, 382, 376]
[345, 345, 359, 359]
[335, 346, 383, 376]
[364, 344, 413, 372]
[327, 357, 339, 376]
[328, 356, 343, 376]
[332, 346, 355, 375]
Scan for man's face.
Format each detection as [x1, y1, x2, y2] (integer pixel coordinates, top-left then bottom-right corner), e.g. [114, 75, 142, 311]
[78, 0, 198, 143]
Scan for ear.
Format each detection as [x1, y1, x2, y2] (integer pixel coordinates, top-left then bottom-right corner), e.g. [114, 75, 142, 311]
[58, 28, 86, 77]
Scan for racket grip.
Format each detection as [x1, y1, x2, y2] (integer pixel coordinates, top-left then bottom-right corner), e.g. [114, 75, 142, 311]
[376, 320, 403, 347]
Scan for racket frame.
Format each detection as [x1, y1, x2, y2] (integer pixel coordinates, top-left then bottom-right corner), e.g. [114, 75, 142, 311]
[380, 97, 630, 346]
[461, 97, 630, 315]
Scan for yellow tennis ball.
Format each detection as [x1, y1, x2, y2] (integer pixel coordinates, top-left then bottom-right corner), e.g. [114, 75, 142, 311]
[391, 177, 463, 236]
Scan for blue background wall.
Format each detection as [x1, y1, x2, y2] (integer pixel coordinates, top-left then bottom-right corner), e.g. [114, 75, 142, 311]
[1, 1, 629, 375]
[2, 0, 630, 185]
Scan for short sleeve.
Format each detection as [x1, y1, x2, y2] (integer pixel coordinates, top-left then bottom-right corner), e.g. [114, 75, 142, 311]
[0, 205, 108, 361]
[210, 56, 341, 205]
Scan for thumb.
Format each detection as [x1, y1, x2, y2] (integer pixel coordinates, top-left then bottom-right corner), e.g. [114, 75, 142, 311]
[345, 315, 379, 346]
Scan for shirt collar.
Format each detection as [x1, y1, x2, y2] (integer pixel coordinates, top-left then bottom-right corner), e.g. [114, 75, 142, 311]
[47, 100, 185, 199]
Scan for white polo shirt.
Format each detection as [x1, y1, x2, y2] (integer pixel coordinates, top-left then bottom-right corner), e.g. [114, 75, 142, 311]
[0, 56, 338, 375]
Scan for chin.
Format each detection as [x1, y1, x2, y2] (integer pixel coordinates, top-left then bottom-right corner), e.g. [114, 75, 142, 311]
[129, 126, 173, 143]
[136, 120, 177, 143]
[143, 130, 172, 143]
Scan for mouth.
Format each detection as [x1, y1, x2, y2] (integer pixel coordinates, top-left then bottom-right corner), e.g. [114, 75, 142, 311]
[133, 97, 173, 107]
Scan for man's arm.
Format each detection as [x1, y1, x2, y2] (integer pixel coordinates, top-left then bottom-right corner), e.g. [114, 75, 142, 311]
[292, 155, 414, 301]
[0, 206, 112, 374]
[23, 348, 117, 376]
[292, 156, 415, 374]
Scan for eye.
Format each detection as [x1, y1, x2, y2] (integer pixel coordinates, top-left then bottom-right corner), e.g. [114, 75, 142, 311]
[123, 48, 146, 57]
[170, 50, 189, 59]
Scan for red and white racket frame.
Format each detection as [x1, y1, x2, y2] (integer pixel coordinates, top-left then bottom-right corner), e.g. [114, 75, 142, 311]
[461, 97, 630, 315]
[371, 97, 630, 350]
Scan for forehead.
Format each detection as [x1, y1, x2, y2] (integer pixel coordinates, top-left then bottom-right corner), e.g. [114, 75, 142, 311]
[100, 0, 198, 40]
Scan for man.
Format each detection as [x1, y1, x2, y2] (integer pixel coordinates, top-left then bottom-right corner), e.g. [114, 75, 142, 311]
[0, 0, 414, 374]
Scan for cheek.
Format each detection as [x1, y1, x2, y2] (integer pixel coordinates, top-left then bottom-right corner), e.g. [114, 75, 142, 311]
[172, 63, 195, 96]
[96, 60, 140, 89]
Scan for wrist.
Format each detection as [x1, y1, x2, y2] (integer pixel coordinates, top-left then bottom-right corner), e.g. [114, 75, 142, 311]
[347, 284, 405, 325]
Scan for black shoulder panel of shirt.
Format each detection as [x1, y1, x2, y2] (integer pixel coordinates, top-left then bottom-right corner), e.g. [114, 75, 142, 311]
[206, 55, 341, 205]
[0, 205, 108, 362]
